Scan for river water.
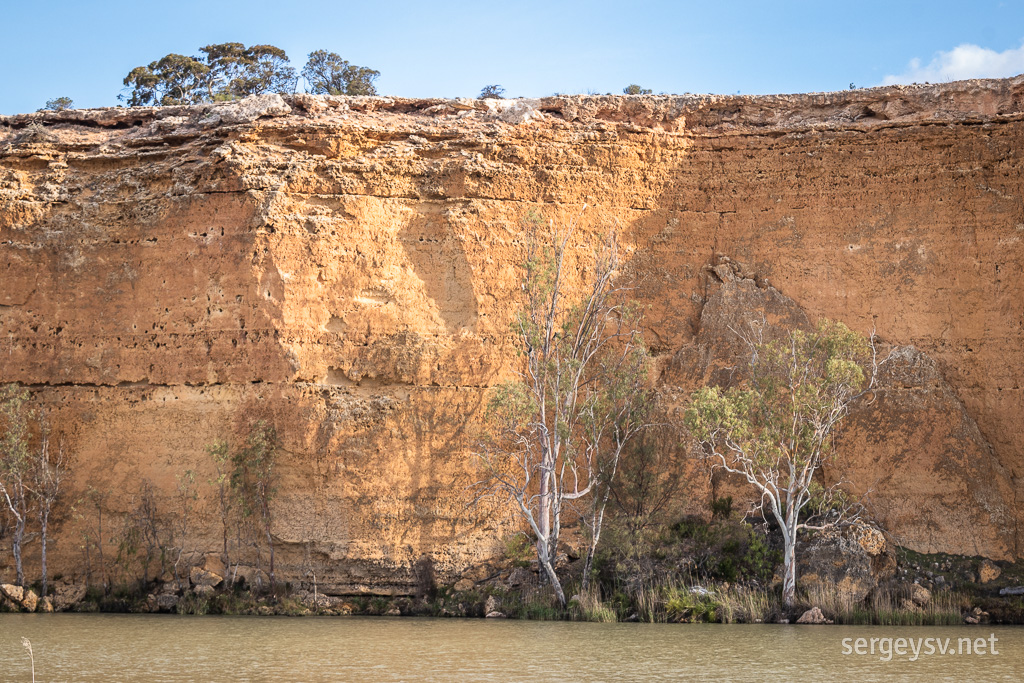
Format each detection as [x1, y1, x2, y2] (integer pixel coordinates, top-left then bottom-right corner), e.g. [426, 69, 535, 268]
[0, 614, 1021, 681]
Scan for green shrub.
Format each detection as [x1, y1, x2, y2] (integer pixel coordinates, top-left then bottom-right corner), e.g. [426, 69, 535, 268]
[177, 593, 210, 615]
[623, 84, 653, 95]
[665, 588, 720, 623]
[503, 533, 533, 568]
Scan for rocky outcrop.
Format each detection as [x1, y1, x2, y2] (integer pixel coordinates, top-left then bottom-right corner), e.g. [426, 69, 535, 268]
[0, 583, 38, 612]
[796, 607, 832, 625]
[796, 522, 896, 603]
[1, 78, 1023, 592]
[979, 559, 1002, 584]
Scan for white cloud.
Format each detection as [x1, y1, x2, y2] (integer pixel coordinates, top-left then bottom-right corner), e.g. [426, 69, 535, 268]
[881, 42, 1024, 85]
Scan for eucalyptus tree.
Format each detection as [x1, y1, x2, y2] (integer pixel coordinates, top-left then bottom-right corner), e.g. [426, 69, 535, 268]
[0, 385, 32, 586]
[122, 53, 211, 106]
[685, 318, 883, 607]
[32, 424, 69, 598]
[231, 421, 279, 589]
[40, 97, 73, 111]
[301, 50, 380, 95]
[479, 210, 651, 606]
[122, 42, 297, 106]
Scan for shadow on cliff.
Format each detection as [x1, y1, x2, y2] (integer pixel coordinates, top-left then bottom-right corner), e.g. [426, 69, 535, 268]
[398, 202, 479, 335]
[604, 103, 1024, 561]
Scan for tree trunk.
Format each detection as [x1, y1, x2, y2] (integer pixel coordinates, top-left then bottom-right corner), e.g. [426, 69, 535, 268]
[539, 548, 566, 607]
[265, 521, 275, 589]
[221, 494, 230, 569]
[539, 444, 552, 544]
[782, 536, 797, 608]
[12, 521, 25, 587]
[40, 512, 49, 597]
[97, 509, 108, 594]
[581, 503, 606, 592]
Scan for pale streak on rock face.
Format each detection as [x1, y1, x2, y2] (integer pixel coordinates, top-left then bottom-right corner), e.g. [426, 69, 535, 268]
[1, 77, 1023, 592]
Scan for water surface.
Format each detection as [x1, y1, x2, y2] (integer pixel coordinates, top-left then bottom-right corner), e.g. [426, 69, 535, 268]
[1, 614, 1021, 681]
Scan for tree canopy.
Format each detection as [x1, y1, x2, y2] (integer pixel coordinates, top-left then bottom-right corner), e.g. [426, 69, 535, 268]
[40, 97, 73, 111]
[121, 42, 301, 106]
[300, 50, 379, 96]
[623, 84, 653, 95]
[479, 84, 505, 99]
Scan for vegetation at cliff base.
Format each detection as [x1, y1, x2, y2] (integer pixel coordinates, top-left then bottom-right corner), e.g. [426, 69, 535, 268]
[476, 210, 652, 607]
[0, 384, 71, 599]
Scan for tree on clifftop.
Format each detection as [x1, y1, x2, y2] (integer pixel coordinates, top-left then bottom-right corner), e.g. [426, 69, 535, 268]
[477, 210, 651, 606]
[685, 318, 884, 607]
[40, 97, 73, 111]
[623, 84, 653, 95]
[301, 50, 380, 96]
[121, 42, 298, 106]
[479, 84, 505, 99]
[203, 43, 297, 98]
[122, 53, 211, 106]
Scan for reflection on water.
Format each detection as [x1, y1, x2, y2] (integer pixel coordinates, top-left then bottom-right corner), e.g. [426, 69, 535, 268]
[0, 614, 1021, 682]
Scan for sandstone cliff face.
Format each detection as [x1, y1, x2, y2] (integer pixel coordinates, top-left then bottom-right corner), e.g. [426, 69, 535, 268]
[0, 79, 1022, 592]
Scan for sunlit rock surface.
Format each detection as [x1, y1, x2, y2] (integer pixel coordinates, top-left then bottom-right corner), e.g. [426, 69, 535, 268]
[1, 77, 1022, 591]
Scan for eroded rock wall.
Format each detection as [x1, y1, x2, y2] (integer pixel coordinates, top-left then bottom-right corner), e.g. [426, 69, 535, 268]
[1, 80, 1022, 591]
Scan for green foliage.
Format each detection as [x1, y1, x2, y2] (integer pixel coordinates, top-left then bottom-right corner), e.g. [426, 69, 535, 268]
[229, 419, 280, 587]
[202, 43, 297, 97]
[479, 84, 505, 99]
[122, 42, 298, 106]
[122, 53, 211, 106]
[569, 589, 617, 622]
[0, 384, 31, 473]
[710, 495, 733, 519]
[231, 420, 278, 519]
[485, 381, 535, 432]
[666, 588, 720, 622]
[669, 515, 780, 585]
[516, 593, 563, 621]
[686, 319, 872, 474]
[502, 533, 533, 568]
[40, 97, 73, 111]
[301, 50, 379, 95]
[686, 320, 871, 475]
[369, 597, 391, 615]
[176, 592, 210, 615]
[623, 84, 653, 95]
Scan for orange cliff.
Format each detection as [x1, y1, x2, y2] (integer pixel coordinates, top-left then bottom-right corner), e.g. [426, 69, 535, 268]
[1, 78, 1022, 593]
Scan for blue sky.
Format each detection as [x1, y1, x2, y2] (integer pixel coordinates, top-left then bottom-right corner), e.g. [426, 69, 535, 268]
[2, 0, 1023, 114]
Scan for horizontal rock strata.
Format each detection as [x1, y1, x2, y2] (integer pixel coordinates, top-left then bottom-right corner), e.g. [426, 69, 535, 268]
[1, 78, 1022, 591]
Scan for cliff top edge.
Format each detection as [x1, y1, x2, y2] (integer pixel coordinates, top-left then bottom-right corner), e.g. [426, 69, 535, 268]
[3, 74, 1024, 133]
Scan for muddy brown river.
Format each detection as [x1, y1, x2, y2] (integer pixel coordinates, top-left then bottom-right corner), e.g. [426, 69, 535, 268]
[1, 614, 1021, 681]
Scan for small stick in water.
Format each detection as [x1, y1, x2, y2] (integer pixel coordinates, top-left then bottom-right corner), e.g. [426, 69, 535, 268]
[21, 637, 35, 683]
